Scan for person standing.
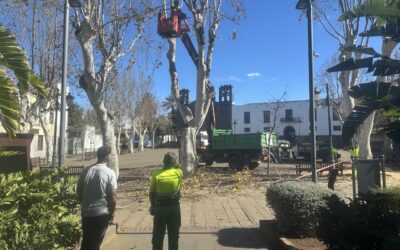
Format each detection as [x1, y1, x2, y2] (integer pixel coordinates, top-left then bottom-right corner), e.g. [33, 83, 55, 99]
[149, 152, 183, 250]
[77, 145, 117, 250]
[350, 144, 360, 160]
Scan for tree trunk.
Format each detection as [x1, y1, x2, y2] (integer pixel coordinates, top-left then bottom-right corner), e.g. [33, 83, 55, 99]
[132, 124, 137, 153]
[358, 114, 374, 159]
[152, 130, 156, 150]
[38, 114, 51, 164]
[383, 135, 393, 158]
[91, 99, 119, 178]
[179, 127, 197, 176]
[116, 126, 122, 155]
[138, 127, 146, 152]
[125, 129, 133, 153]
[357, 39, 397, 159]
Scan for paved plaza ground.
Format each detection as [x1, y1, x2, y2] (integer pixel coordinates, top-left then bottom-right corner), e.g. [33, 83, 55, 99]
[68, 148, 400, 249]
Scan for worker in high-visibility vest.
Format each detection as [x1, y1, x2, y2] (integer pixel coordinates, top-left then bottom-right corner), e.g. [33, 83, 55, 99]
[331, 147, 339, 162]
[350, 144, 359, 160]
[149, 152, 183, 250]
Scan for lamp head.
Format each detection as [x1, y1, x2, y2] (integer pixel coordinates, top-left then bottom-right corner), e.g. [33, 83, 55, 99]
[296, 0, 310, 10]
[66, 93, 74, 106]
[69, 0, 82, 8]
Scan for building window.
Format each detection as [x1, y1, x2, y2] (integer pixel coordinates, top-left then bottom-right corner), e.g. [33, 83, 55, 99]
[333, 107, 340, 121]
[244, 112, 250, 124]
[38, 135, 44, 151]
[263, 111, 270, 123]
[264, 127, 270, 132]
[285, 109, 293, 120]
[244, 127, 250, 133]
[333, 125, 342, 131]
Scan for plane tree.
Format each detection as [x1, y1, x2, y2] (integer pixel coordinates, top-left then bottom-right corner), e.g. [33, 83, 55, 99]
[164, 0, 244, 175]
[70, 0, 157, 177]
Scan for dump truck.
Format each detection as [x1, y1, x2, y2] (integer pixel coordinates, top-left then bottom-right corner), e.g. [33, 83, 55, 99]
[198, 129, 278, 170]
[296, 142, 334, 162]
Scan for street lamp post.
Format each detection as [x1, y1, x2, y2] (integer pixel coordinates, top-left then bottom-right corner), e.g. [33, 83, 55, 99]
[59, 0, 81, 167]
[326, 85, 334, 163]
[52, 89, 59, 167]
[296, 0, 317, 183]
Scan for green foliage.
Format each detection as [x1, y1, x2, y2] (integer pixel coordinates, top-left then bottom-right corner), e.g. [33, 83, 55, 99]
[0, 169, 81, 249]
[329, 0, 400, 145]
[0, 24, 47, 138]
[266, 180, 342, 237]
[317, 187, 400, 249]
[68, 101, 85, 128]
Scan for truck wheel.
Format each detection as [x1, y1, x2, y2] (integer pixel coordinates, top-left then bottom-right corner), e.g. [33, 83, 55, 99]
[229, 155, 244, 171]
[248, 161, 259, 170]
[205, 159, 213, 166]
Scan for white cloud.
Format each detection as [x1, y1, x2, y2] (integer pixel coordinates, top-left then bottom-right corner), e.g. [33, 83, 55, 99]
[211, 75, 243, 83]
[247, 72, 262, 77]
[265, 78, 278, 82]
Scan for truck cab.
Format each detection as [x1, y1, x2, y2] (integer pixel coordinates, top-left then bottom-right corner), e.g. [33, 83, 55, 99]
[196, 131, 209, 150]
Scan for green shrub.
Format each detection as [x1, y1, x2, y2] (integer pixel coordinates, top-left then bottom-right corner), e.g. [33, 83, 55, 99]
[0, 169, 81, 249]
[317, 187, 400, 250]
[266, 180, 342, 237]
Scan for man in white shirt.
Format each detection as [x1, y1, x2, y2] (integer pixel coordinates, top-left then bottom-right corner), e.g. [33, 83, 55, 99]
[77, 145, 117, 250]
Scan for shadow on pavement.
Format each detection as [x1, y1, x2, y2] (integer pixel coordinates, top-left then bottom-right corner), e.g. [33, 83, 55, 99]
[217, 228, 275, 249]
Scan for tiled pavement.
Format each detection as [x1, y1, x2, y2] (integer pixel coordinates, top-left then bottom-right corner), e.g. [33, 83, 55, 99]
[102, 189, 275, 249]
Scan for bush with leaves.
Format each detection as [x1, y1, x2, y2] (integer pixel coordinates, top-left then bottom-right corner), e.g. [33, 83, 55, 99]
[266, 180, 342, 237]
[317, 187, 400, 249]
[0, 169, 81, 249]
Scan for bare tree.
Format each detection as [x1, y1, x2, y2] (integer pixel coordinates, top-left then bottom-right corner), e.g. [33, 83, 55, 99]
[70, 1, 157, 177]
[266, 90, 288, 175]
[134, 91, 157, 151]
[147, 100, 161, 150]
[107, 68, 128, 155]
[317, 56, 344, 120]
[165, 0, 244, 175]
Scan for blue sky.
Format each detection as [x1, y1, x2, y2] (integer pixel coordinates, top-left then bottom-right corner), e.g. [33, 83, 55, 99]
[150, 1, 343, 106]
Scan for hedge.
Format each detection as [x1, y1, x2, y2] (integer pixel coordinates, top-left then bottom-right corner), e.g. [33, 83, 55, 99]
[317, 187, 400, 249]
[0, 169, 81, 249]
[266, 180, 342, 237]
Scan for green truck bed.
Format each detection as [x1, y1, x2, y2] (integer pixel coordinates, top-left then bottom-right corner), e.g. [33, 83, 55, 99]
[212, 129, 278, 150]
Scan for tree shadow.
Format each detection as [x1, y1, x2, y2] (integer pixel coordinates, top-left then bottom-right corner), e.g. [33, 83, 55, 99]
[217, 228, 275, 249]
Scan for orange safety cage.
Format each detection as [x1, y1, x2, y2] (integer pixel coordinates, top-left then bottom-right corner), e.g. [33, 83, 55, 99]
[157, 9, 190, 38]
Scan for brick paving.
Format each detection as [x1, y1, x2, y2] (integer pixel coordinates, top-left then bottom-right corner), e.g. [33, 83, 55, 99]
[102, 189, 274, 249]
[113, 189, 273, 233]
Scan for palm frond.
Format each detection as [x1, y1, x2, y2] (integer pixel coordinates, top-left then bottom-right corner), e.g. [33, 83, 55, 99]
[342, 82, 400, 144]
[0, 25, 31, 92]
[384, 120, 400, 142]
[0, 71, 20, 137]
[339, 0, 400, 22]
[348, 81, 391, 99]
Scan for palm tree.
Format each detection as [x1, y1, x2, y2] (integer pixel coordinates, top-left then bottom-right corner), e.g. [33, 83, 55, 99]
[162, 95, 176, 112]
[328, 0, 400, 145]
[341, 82, 400, 144]
[0, 25, 46, 137]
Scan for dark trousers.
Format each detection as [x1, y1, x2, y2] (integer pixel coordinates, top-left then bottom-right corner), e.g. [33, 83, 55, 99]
[81, 215, 110, 250]
[152, 205, 181, 250]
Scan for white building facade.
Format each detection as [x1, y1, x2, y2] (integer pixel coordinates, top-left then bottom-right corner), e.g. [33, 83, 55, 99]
[232, 99, 342, 143]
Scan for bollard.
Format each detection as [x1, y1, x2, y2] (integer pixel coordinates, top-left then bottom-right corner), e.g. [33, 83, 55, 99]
[380, 154, 386, 188]
[351, 157, 358, 200]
